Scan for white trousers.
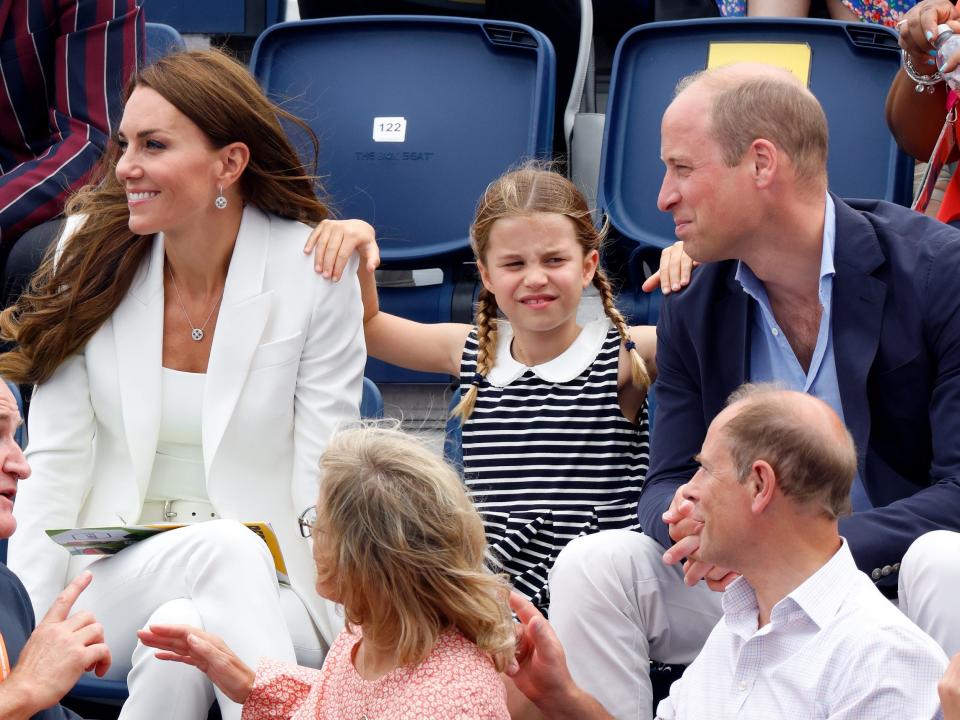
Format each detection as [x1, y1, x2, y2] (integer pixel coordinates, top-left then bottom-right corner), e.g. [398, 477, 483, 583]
[549, 529, 960, 720]
[71, 520, 327, 720]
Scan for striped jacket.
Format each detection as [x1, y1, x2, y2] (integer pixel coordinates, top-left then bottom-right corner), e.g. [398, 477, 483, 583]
[0, 0, 142, 244]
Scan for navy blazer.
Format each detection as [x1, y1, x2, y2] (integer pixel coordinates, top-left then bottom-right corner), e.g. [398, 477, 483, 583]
[639, 195, 960, 584]
[0, 563, 81, 719]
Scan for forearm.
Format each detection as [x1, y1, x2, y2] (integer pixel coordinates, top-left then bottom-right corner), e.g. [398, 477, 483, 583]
[885, 69, 951, 160]
[0, 674, 43, 720]
[358, 261, 380, 325]
[538, 686, 614, 720]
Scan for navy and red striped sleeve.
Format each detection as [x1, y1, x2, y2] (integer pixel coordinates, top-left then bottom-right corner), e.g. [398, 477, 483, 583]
[0, 0, 143, 244]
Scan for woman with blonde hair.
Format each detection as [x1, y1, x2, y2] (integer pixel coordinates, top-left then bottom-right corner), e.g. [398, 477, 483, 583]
[139, 424, 514, 719]
[3, 49, 373, 719]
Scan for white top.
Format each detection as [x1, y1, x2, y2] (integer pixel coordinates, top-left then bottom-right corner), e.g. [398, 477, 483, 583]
[656, 540, 947, 720]
[142, 368, 208, 506]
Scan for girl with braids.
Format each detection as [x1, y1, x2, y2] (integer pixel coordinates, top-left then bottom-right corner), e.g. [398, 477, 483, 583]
[313, 165, 658, 614]
[1, 49, 375, 719]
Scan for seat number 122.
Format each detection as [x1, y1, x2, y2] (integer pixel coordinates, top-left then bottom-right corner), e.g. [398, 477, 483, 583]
[373, 116, 407, 143]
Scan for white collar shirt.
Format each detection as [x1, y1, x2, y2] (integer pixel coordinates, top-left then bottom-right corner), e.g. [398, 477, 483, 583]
[656, 540, 947, 720]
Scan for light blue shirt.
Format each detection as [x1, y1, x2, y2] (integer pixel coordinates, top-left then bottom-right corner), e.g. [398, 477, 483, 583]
[735, 195, 871, 511]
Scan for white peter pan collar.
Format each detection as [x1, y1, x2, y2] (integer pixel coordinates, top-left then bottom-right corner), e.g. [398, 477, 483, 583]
[484, 318, 613, 387]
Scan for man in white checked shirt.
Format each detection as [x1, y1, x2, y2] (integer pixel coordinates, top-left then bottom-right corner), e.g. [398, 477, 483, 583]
[654, 384, 946, 719]
[506, 383, 948, 720]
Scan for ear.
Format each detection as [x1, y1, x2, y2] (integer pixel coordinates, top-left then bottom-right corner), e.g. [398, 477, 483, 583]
[582, 248, 600, 288]
[747, 459, 777, 514]
[216, 141, 250, 191]
[477, 259, 495, 294]
[749, 139, 778, 190]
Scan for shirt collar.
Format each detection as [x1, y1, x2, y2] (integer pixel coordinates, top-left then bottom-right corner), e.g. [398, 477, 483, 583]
[735, 193, 836, 304]
[485, 318, 611, 387]
[722, 538, 858, 635]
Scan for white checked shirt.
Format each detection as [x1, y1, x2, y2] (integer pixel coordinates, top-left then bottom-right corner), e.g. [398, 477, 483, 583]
[656, 540, 947, 720]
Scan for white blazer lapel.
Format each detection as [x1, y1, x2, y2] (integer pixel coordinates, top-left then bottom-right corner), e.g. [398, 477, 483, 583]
[112, 235, 165, 501]
[203, 206, 272, 478]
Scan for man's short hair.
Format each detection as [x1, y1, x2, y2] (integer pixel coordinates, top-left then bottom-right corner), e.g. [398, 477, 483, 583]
[676, 68, 829, 187]
[722, 384, 855, 519]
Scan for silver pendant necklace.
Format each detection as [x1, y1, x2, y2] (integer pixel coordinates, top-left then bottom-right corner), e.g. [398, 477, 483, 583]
[167, 264, 224, 342]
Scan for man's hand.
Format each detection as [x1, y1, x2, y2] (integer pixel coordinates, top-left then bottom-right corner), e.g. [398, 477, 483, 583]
[940, 652, 960, 720]
[898, 0, 959, 68]
[506, 592, 612, 720]
[661, 491, 739, 590]
[137, 624, 254, 705]
[3, 571, 111, 714]
[641, 241, 699, 295]
[303, 218, 380, 281]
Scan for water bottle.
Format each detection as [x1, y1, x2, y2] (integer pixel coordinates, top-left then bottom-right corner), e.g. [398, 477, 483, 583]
[936, 23, 960, 90]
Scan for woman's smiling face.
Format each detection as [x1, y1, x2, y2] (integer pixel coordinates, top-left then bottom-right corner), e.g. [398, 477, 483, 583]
[115, 86, 225, 237]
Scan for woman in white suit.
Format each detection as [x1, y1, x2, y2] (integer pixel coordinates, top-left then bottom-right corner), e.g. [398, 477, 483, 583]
[0, 50, 370, 720]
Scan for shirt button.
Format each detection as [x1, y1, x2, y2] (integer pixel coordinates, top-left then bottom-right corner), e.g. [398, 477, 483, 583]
[737, 682, 747, 691]
[771, 327, 780, 336]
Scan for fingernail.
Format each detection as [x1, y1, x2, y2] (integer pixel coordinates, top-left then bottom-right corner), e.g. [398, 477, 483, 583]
[672, 283, 680, 291]
[928, 58, 937, 65]
[927, 30, 935, 41]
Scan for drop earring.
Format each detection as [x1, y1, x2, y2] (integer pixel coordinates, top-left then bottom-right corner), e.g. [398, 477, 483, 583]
[214, 185, 228, 210]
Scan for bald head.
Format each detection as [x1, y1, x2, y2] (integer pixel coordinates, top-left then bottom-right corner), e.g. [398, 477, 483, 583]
[670, 63, 829, 191]
[715, 384, 856, 518]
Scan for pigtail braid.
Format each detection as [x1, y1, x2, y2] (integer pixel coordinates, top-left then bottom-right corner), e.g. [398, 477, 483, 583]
[451, 288, 500, 422]
[593, 269, 651, 390]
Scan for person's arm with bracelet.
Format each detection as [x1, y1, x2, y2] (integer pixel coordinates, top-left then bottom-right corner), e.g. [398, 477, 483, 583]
[885, 0, 959, 160]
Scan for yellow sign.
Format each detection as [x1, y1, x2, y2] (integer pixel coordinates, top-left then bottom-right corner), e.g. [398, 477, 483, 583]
[707, 42, 812, 85]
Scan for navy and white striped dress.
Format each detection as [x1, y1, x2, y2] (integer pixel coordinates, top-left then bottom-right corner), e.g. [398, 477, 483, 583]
[459, 318, 649, 613]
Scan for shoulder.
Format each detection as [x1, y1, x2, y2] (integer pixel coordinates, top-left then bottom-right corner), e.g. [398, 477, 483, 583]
[260, 212, 360, 301]
[657, 259, 739, 338]
[839, 197, 960, 278]
[417, 632, 508, 718]
[830, 577, 947, 667]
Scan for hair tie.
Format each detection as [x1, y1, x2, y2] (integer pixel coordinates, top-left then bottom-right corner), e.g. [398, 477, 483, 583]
[470, 372, 484, 387]
[624, 340, 637, 352]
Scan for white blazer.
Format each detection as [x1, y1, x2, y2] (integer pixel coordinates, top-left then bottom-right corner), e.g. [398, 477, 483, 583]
[8, 205, 365, 642]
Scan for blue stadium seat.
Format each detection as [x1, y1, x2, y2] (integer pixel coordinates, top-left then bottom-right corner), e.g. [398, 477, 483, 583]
[251, 16, 555, 383]
[140, 0, 283, 35]
[598, 17, 913, 325]
[144, 22, 186, 66]
[360, 376, 384, 419]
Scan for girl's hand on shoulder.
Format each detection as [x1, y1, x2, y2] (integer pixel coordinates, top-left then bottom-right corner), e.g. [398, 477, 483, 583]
[304, 218, 380, 281]
[640, 241, 698, 295]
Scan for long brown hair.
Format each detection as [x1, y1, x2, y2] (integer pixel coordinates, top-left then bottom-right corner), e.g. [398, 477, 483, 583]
[452, 164, 650, 421]
[316, 423, 515, 670]
[0, 49, 329, 385]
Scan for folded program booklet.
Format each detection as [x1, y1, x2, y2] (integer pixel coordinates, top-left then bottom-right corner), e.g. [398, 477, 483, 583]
[45, 522, 290, 585]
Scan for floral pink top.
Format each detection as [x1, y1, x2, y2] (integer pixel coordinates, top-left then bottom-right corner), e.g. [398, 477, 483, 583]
[241, 627, 510, 720]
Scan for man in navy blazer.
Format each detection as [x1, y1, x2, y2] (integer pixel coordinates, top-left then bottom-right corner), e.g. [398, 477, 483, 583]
[0, 381, 111, 719]
[548, 63, 960, 719]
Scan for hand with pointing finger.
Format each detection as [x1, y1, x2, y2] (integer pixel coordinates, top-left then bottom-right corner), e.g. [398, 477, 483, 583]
[0, 571, 111, 716]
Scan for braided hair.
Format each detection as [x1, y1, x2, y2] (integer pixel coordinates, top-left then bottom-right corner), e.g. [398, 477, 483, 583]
[451, 164, 649, 422]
